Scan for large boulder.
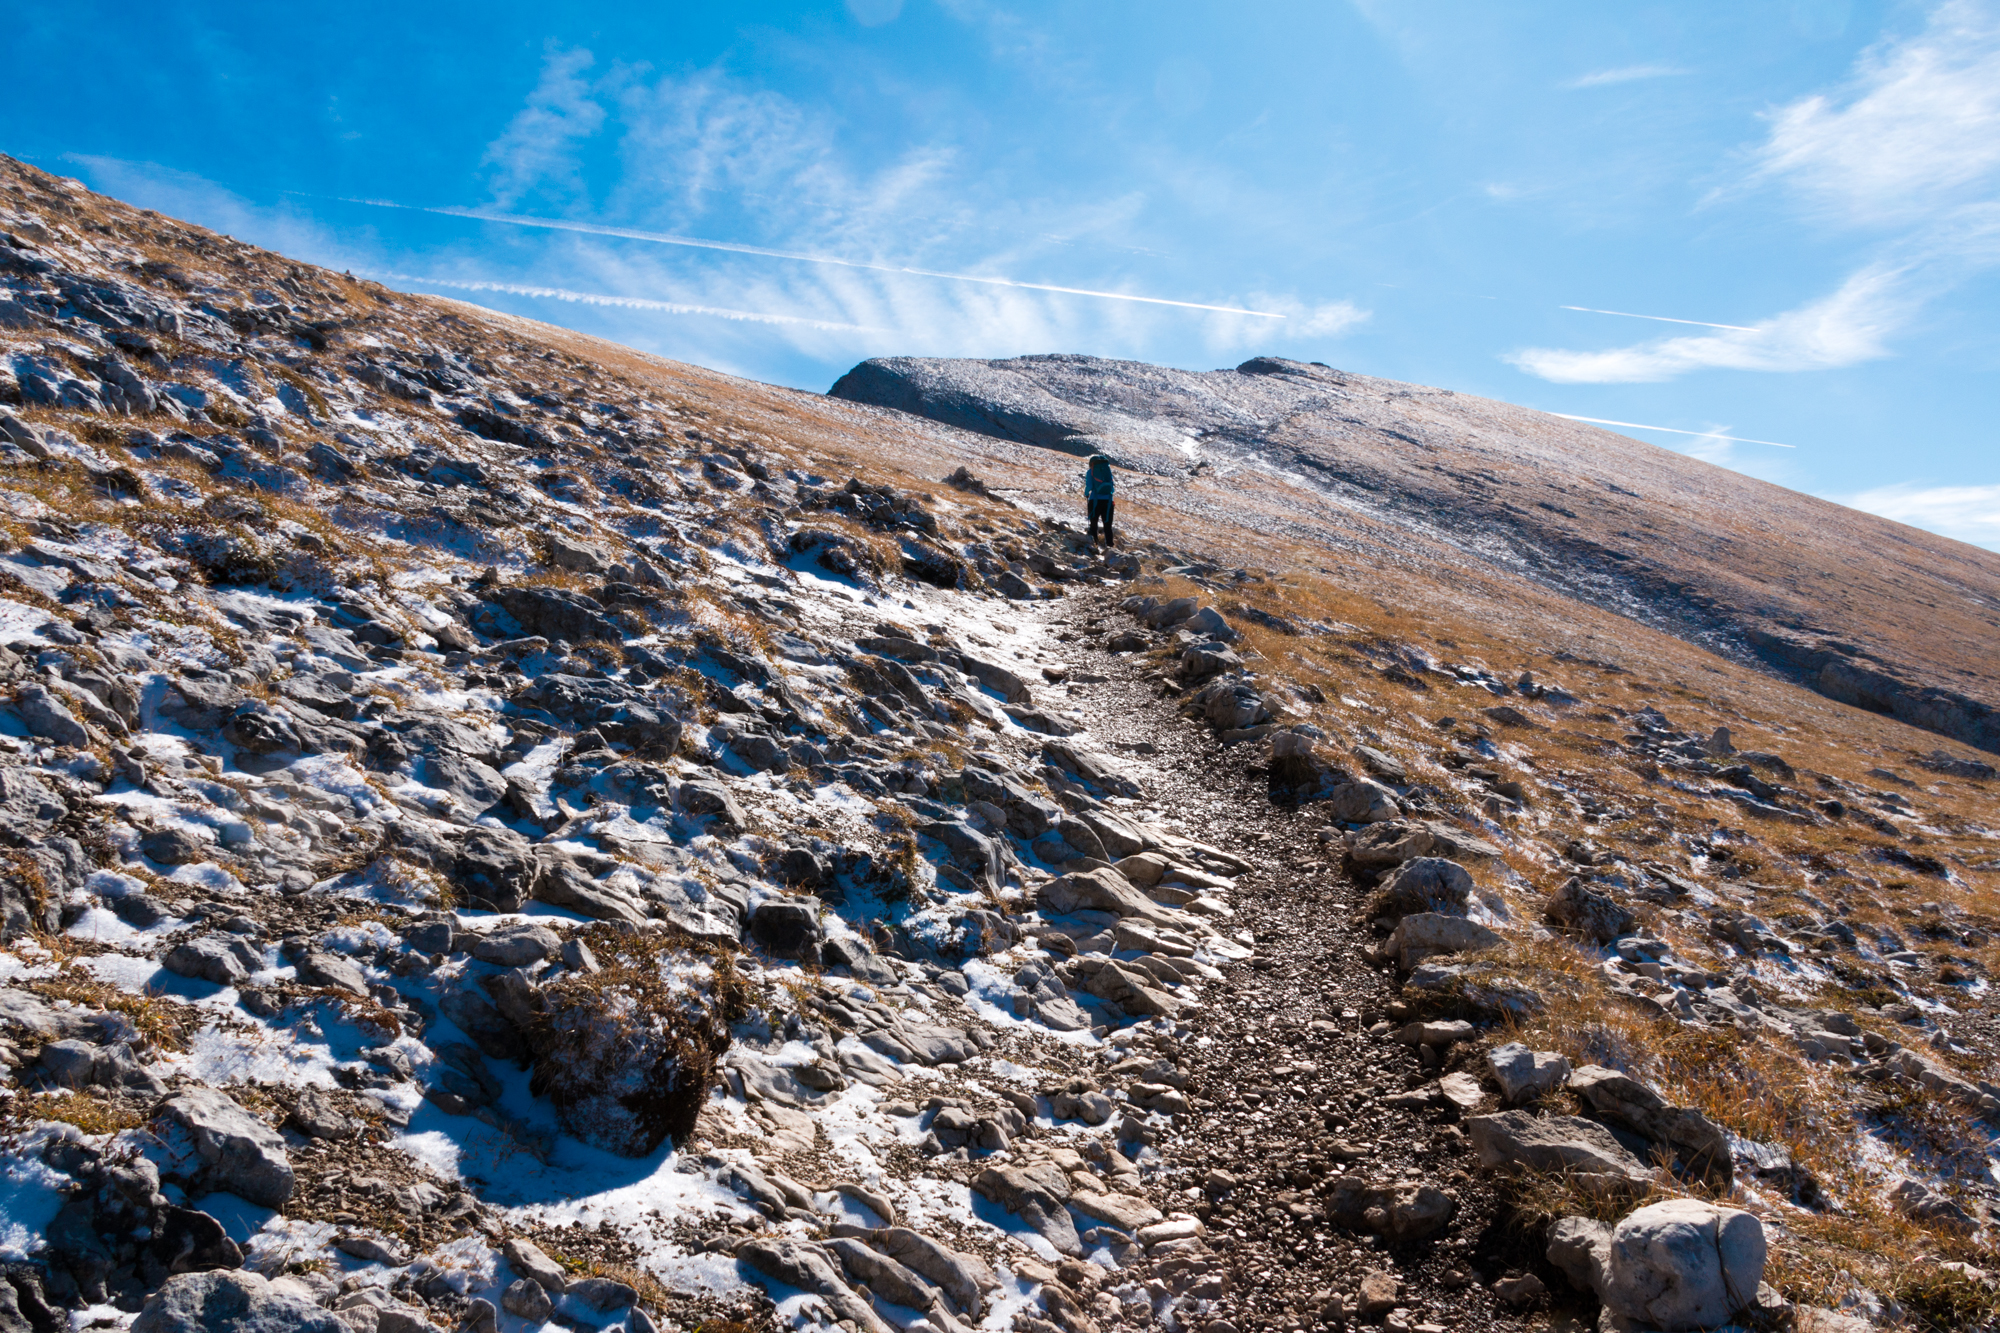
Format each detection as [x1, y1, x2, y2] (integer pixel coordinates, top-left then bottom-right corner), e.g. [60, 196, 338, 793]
[1010, 960, 1091, 1032]
[1366, 857, 1473, 922]
[531, 848, 648, 924]
[132, 1270, 346, 1333]
[1038, 866, 1177, 926]
[866, 1228, 996, 1319]
[1324, 779, 1401, 824]
[163, 936, 264, 988]
[1600, 1200, 1766, 1331]
[1069, 956, 1181, 1019]
[735, 1238, 892, 1333]
[957, 655, 1033, 705]
[1465, 1111, 1653, 1193]
[453, 827, 535, 912]
[1268, 732, 1352, 803]
[153, 1088, 295, 1208]
[527, 955, 730, 1157]
[1191, 677, 1268, 730]
[1546, 1215, 1613, 1294]
[1381, 912, 1501, 969]
[1486, 1043, 1572, 1105]
[492, 586, 621, 645]
[1344, 820, 1437, 875]
[12, 682, 91, 748]
[971, 1162, 1081, 1255]
[1568, 1065, 1734, 1190]
[1544, 876, 1636, 943]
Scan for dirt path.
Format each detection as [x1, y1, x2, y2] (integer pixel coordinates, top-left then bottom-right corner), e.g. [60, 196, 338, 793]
[1038, 587, 1551, 1333]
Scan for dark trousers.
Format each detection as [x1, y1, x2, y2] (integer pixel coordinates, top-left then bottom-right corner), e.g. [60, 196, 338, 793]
[1087, 497, 1114, 544]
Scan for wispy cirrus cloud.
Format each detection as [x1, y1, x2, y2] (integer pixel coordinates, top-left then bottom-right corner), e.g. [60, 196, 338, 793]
[1507, 262, 1912, 382]
[1839, 481, 2000, 550]
[1563, 64, 1688, 89]
[444, 46, 1366, 367]
[1510, 0, 2000, 385]
[482, 45, 606, 210]
[1752, 0, 2000, 227]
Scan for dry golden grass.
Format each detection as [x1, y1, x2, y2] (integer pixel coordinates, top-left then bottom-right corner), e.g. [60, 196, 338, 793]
[27, 966, 199, 1053]
[12, 1089, 148, 1135]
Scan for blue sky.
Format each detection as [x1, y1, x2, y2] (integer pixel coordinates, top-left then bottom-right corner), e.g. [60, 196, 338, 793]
[9, 1, 1999, 547]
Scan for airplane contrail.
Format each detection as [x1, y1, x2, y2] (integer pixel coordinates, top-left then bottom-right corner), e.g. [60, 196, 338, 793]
[373, 273, 891, 333]
[1552, 413, 1796, 448]
[329, 196, 1287, 318]
[1559, 305, 1760, 332]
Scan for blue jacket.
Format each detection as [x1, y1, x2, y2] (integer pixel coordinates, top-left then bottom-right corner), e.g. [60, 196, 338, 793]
[1084, 460, 1114, 499]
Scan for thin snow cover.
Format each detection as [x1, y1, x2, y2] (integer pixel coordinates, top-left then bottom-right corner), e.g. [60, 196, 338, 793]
[322, 920, 402, 954]
[174, 1016, 346, 1088]
[0, 1126, 73, 1260]
[0, 597, 56, 641]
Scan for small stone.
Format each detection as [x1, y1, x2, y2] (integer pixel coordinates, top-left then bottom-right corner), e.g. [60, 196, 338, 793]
[501, 1238, 568, 1292]
[336, 1234, 410, 1266]
[1437, 1071, 1485, 1110]
[1357, 1271, 1401, 1319]
[1493, 1273, 1546, 1306]
[1486, 1042, 1570, 1105]
[500, 1279, 552, 1322]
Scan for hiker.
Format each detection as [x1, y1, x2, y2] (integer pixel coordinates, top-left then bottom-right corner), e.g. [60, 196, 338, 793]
[1084, 454, 1115, 546]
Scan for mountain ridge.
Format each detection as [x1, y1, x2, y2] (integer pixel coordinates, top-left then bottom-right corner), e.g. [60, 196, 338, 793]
[829, 353, 2000, 754]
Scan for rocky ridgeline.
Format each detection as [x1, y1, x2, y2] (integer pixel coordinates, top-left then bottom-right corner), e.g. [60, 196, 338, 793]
[829, 355, 2000, 761]
[0, 156, 1994, 1333]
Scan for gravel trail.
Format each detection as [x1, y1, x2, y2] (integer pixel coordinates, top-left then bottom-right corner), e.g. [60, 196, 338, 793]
[1036, 587, 1554, 1333]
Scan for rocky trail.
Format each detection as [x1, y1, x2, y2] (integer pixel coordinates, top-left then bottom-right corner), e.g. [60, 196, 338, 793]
[0, 155, 1995, 1333]
[1023, 589, 1562, 1333]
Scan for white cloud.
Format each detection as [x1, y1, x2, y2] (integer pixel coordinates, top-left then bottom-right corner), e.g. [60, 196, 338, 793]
[450, 61, 1365, 366]
[1839, 481, 2000, 550]
[1505, 263, 1910, 382]
[1509, 1, 2000, 385]
[1564, 64, 1688, 89]
[1754, 0, 2000, 226]
[481, 46, 607, 210]
[1275, 298, 1372, 337]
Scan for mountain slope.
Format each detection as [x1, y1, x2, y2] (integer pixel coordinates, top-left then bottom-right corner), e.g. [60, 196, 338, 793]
[0, 154, 1995, 1333]
[830, 354, 2000, 755]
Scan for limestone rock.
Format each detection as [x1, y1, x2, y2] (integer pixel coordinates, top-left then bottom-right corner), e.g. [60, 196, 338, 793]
[735, 1238, 892, 1333]
[470, 922, 561, 967]
[1486, 1043, 1571, 1105]
[1546, 1215, 1612, 1294]
[154, 1087, 295, 1208]
[1465, 1111, 1653, 1192]
[163, 936, 263, 988]
[132, 1270, 344, 1333]
[1568, 1065, 1734, 1190]
[1382, 912, 1500, 968]
[972, 1162, 1081, 1255]
[1324, 779, 1401, 824]
[1600, 1200, 1766, 1331]
[1543, 876, 1635, 943]
[1367, 857, 1472, 922]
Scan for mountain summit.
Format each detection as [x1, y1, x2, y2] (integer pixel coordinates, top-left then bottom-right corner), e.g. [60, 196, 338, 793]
[832, 353, 2000, 756]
